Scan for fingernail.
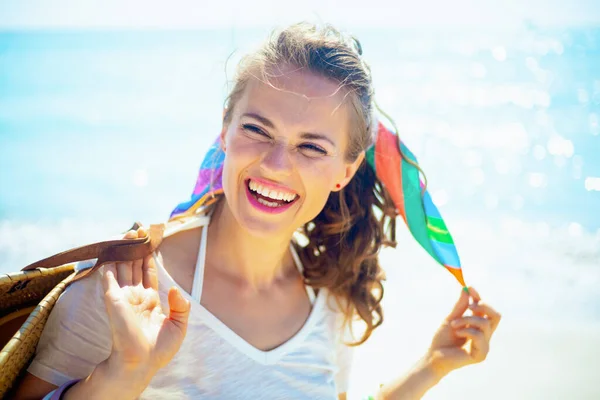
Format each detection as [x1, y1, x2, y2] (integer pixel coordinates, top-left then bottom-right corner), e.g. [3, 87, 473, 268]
[451, 320, 459, 327]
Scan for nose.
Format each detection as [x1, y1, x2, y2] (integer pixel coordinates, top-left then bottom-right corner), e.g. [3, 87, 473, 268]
[260, 141, 293, 178]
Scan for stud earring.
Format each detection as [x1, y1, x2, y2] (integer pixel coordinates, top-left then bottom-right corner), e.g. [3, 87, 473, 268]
[336, 184, 341, 189]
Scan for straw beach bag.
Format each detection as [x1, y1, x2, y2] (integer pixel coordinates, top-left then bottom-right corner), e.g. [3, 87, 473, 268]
[0, 223, 164, 398]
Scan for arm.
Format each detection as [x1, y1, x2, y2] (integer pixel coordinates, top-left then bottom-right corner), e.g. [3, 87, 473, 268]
[12, 228, 191, 400]
[10, 260, 112, 400]
[375, 287, 501, 400]
[10, 374, 56, 400]
[11, 362, 151, 400]
[374, 356, 444, 400]
[62, 359, 154, 400]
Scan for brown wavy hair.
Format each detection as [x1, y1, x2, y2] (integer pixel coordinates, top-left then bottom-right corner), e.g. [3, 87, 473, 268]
[223, 22, 405, 345]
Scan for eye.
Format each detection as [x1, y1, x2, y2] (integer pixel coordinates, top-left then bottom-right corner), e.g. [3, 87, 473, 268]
[299, 143, 328, 157]
[242, 123, 270, 139]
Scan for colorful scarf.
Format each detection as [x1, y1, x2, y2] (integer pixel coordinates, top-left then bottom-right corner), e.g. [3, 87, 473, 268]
[170, 119, 467, 289]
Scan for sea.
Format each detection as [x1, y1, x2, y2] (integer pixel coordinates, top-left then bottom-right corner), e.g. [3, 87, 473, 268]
[1, 24, 599, 399]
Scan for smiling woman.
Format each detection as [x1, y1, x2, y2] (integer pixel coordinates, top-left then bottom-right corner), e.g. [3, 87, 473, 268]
[10, 22, 501, 400]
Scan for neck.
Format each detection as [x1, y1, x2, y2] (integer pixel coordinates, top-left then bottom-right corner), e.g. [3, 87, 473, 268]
[206, 198, 298, 291]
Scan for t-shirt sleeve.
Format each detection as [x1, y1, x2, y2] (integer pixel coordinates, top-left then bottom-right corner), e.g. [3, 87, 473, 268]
[334, 338, 354, 394]
[27, 260, 113, 386]
[334, 311, 355, 394]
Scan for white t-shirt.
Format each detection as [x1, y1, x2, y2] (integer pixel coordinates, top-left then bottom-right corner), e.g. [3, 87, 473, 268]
[28, 214, 354, 399]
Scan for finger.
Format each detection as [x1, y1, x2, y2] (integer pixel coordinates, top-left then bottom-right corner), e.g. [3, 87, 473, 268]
[143, 253, 159, 290]
[466, 287, 484, 318]
[137, 226, 147, 238]
[132, 259, 144, 286]
[167, 286, 191, 334]
[451, 316, 492, 340]
[102, 263, 131, 329]
[446, 287, 470, 321]
[116, 261, 133, 287]
[467, 286, 482, 309]
[469, 302, 502, 332]
[115, 230, 137, 287]
[468, 286, 482, 303]
[131, 227, 147, 286]
[102, 263, 119, 293]
[103, 272, 140, 350]
[122, 229, 137, 239]
[455, 328, 489, 363]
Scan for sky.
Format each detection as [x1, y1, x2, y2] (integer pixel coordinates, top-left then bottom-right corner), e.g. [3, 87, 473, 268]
[1, 0, 600, 30]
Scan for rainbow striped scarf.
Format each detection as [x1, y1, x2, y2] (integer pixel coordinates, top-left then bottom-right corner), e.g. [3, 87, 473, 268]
[170, 120, 466, 289]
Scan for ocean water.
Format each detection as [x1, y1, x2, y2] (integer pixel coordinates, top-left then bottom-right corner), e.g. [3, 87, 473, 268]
[1, 25, 600, 399]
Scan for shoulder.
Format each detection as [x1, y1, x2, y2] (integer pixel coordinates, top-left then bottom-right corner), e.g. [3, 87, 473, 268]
[319, 291, 357, 394]
[154, 213, 212, 295]
[40, 259, 111, 346]
[29, 260, 112, 385]
[158, 213, 211, 256]
[62, 260, 107, 314]
[318, 290, 354, 342]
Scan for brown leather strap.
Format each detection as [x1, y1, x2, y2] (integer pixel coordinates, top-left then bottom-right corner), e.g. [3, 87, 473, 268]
[22, 223, 165, 284]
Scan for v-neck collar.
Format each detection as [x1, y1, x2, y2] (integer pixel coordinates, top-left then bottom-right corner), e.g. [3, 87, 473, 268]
[157, 258, 325, 365]
[155, 211, 325, 365]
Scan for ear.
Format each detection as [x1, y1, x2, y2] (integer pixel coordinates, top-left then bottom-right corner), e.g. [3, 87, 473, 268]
[220, 108, 228, 151]
[332, 152, 365, 192]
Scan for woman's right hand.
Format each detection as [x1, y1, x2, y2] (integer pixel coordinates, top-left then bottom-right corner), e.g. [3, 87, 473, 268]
[101, 227, 191, 382]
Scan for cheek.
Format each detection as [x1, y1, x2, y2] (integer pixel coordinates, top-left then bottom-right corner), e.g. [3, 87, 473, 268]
[295, 159, 339, 221]
[295, 156, 337, 184]
[295, 155, 333, 189]
[223, 136, 267, 178]
[228, 134, 268, 159]
[295, 156, 341, 212]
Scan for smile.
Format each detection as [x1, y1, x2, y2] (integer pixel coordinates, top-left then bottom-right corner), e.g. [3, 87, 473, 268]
[245, 178, 299, 214]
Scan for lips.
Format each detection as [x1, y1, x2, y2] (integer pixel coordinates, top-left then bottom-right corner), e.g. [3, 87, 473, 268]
[244, 178, 299, 215]
[247, 178, 298, 202]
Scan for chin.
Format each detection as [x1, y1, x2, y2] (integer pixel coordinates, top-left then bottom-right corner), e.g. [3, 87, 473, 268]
[235, 207, 299, 239]
[242, 218, 290, 238]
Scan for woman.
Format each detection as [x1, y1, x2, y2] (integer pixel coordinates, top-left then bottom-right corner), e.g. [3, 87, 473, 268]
[13, 22, 500, 400]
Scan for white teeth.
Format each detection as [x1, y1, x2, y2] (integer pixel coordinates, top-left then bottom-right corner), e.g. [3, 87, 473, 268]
[248, 179, 296, 202]
[257, 197, 280, 207]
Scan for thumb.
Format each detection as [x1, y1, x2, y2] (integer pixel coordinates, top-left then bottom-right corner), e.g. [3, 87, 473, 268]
[167, 286, 191, 332]
[446, 287, 470, 321]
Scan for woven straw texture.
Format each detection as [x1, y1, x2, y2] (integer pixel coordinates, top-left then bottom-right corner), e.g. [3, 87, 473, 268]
[0, 266, 76, 397]
[0, 265, 75, 318]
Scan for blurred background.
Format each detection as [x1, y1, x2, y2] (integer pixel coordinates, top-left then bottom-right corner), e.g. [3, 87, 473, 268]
[1, 0, 599, 398]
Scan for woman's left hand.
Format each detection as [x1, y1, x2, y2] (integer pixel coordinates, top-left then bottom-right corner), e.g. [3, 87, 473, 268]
[425, 287, 501, 379]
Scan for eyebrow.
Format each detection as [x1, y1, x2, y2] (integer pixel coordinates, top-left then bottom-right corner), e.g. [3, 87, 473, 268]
[241, 112, 337, 147]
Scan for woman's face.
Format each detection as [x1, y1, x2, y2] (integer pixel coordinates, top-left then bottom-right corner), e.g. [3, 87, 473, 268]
[220, 65, 363, 237]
